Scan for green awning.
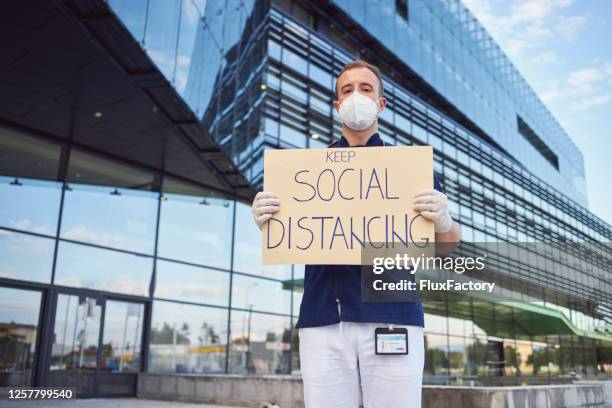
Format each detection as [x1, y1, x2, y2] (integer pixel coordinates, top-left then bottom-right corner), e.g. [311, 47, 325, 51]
[436, 300, 612, 343]
[282, 277, 611, 343]
[282, 278, 303, 292]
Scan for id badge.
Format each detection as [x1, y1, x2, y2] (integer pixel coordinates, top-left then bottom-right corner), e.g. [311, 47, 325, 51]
[375, 327, 408, 355]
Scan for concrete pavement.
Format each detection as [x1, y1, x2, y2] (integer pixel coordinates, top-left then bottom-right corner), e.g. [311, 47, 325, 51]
[0, 398, 244, 408]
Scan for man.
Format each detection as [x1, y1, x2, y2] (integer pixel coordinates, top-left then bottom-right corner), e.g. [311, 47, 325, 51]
[252, 60, 460, 407]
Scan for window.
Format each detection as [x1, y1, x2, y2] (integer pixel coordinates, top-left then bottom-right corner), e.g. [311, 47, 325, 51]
[396, 0, 409, 20]
[61, 149, 158, 255]
[0, 126, 61, 181]
[54, 241, 153, 296]
[424, 333, 449, 376]
[308, 63, 332, 88]
[0, 287, 42, 386]
[0, 177, 61, 236]
[100, 300, 144, 374]
[158, 178, 233, 269]
[0, 230, 54, 283]
[279, 124, 307, 148]
[231, 274, 291, 315]
[228, 312, 291, 375]
[155, 260, 230, 306]
[49, 294, 102, 393]
[233, 202, 292, 279]
[149, 300, 228, 374]
[267, 40, 281, 61]
[60, 184, 158, 255]
[281, 48, 307, 76]
[143, 0, 182, 80]
[517, 115, 559, 170]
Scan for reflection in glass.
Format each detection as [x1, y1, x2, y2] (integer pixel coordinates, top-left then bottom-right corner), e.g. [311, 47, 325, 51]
[309, 63, 332, 88]
[231, 274, 291, 315]
[49, 295, 102, 394]
[174, 0, 201, 93]
[0, 287, 41, 386]
[281, 48, 307, 75]
[100, 301, 143, 373]
[0, 230, 54, 283]
[228, 311, 291, 375]
[514, 340, 534, 376]
[447, 308, 474, 338]
[154, 260, 229, 307]
[158, 194, 233, 270]
[468, 336, 489, 376]
[0, 126, 61, 181]
[108, 0, 148, 43]
[149, 300, 228, 374]
[424, 312, 448, 336]
[98, 299, 144, 396]
[545, 342, 561, 376]
[448, 336, 467, 377]
[143, 0, 180, 80]
[54, 242, 152, 296]
[268, 40, 281, 60]
[60, 184, 158, 255]
[503, 341, 518, 376]
[292, 287, 303, 318]
[233, 202, 291, 279]
[66, 149, 154, 189]
[424, 333, 449, 376]
[279, 123, 306, 148]
[0, 177, 61, 236]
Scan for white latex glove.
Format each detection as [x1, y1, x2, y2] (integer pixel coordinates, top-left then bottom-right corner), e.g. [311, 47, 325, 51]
[252, 191, 280, 230]
[413, 189, 453, 233]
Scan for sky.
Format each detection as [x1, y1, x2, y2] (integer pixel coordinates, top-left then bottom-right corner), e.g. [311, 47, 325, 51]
[462, 0, 612, 226]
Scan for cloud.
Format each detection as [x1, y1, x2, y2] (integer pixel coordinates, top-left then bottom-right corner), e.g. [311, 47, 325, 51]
[462, 0, 587, 59]
[8, 219, 31, 230]
[0, 230, 54, 253]
[55, 275, 148, 297]
[61, 224, 151, 253]
[556, 14, 588, 40]
[155, 282, 228, 300]
[511, 0, 572, 22]
[529, 51, 559, 64]
[6, 218, 54, 236]
[567, 62, 612, 86]
[569, 94, 611, 111]
[540, 61, 612, 111]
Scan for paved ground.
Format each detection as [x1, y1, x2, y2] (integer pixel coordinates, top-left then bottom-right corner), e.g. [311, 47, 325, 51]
[0, 398, 244, 408]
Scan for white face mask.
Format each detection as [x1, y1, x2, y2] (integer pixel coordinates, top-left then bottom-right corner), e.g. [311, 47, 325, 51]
[338, 91, 381, 131]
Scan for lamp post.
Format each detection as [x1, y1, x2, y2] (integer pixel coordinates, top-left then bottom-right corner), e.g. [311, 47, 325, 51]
[244, 282, 259, 373]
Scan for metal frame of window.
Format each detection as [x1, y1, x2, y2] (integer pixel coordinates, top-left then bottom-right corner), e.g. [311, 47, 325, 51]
[0, 119, 297, 388]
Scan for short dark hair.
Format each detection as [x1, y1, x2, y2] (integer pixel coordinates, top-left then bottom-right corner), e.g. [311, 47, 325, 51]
[335, 60, 384, 98]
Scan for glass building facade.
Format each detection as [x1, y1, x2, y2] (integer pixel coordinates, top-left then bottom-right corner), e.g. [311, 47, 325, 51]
[0, 0, 610, 397]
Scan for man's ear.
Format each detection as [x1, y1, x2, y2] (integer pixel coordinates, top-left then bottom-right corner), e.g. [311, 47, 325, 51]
[333, 100, 340, 112]
[378, 97, 387, 112]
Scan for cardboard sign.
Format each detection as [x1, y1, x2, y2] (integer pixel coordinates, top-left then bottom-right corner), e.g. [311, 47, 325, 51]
[262, 146, 434, 265]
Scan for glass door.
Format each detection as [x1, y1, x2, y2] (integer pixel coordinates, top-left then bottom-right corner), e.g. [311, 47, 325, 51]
[0, 286, 43, 387]
[48, 292, 145, 397]
[98, 299, 144, 395]
[49, 294, 102, 396]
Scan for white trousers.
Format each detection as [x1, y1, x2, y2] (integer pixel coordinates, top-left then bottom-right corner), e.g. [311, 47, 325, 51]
[299, 322, 424, 408]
